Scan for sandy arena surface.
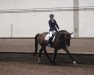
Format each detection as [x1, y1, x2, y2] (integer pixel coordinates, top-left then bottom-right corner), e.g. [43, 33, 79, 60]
[0, 61, 94, 75]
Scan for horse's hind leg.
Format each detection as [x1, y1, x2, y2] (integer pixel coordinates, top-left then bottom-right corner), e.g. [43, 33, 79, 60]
[43, 47, 53, 64]
[38, 48, 43, 63]
[64, 47, 76, 65]
[53, 49, 58, 65]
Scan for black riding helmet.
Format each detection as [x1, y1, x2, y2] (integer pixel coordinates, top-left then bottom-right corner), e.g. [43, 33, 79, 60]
[49, 14, 54, 18]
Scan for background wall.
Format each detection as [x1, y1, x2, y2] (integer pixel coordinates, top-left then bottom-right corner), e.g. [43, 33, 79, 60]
[79, 0, 94, 37]
[0, 0, 94, 37]
[0, 12, 73, 37]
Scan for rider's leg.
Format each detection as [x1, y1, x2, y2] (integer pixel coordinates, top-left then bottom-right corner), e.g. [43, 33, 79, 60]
[49, 31, 53, 37]
[49, 31, 55, 45]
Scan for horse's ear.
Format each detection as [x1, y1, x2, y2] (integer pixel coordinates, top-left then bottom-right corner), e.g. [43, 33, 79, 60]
[70, 32, 74, 35]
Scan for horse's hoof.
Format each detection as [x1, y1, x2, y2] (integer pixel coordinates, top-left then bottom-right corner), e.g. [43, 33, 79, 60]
[38, 58, 41, 63]
[73, 61, 76, 65]
[53, 63, 55, 65]
[52, 62, 56, 65]
[38, 60, 40, 64]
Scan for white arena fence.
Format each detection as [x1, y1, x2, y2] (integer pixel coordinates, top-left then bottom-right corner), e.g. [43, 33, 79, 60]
[0, 37, 94, 54]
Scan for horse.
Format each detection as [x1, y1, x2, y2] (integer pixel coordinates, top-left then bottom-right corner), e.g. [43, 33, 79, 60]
[34, 30, 76, 65]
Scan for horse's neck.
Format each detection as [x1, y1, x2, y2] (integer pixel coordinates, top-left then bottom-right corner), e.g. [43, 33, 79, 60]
[55, 33, 62, 42]
[59, 30, 68, 33]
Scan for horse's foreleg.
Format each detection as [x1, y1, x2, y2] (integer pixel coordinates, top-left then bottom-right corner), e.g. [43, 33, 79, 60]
[38, 48, 43, 63]
[53, 49, 58, 65]
[43, 47, 53, 64]
[64, 47, 76, 65]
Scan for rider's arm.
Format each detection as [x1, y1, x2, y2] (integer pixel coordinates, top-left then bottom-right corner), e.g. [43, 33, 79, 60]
[54, 20, 59, 29]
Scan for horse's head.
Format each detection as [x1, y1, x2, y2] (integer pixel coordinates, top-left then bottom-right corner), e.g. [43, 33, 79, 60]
[59, 30, 73, 46]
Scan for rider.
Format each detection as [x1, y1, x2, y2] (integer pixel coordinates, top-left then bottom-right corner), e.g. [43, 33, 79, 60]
[49, 14, 59, 34]
[48, 14, 60, 44]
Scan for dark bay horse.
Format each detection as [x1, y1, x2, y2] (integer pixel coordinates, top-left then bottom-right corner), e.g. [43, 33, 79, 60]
[34, 30, 76, 65]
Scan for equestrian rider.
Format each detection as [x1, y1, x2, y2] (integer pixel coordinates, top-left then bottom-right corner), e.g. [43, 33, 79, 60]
[49, 14, 59, 34]
[45, 14, 60, 45]
[48, 14, 59, 38]
[48, 14, 60, 44]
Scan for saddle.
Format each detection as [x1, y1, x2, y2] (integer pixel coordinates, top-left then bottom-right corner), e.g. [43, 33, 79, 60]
[45, 32, 56, 46]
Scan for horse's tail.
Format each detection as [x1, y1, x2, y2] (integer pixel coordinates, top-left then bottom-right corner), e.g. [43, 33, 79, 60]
[34, 33, 40, 56]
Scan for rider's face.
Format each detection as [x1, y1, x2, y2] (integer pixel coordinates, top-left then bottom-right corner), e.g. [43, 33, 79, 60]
[50, 16, 54, 19]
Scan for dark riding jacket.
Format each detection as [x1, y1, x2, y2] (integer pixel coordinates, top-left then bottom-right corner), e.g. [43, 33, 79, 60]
[49, 19, 59, 32]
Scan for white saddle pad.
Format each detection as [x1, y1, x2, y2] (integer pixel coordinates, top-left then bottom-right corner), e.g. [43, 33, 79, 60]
[45, 33, 50, 41]
[45, 32, 56, 42]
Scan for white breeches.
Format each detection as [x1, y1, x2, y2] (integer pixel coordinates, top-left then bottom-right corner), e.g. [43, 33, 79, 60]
[45, 31, 55, 41]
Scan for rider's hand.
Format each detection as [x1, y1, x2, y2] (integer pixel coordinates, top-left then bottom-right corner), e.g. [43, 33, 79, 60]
[58, 28, 61, 31]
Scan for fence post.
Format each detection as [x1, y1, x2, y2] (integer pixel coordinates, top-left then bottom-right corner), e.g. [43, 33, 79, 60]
[73, 0, 79, 37]
[11, 24, 13, 37]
